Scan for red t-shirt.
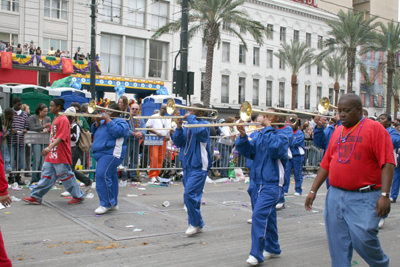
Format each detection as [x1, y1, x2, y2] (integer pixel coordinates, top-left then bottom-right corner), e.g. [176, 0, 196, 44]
[45, 115, 72, 165]
[320, 118, 395, 190]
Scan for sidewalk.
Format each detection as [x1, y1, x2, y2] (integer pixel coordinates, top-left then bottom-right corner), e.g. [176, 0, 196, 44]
[2, 176, 399, 267]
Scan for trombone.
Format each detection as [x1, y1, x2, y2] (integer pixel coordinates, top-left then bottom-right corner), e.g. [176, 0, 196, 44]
[87, 100, 131, 120]
[59, 112, 126, 120]
[240, 101, 298, 126]
[318, 97, 337, 114]
[167, 98, 219, 119]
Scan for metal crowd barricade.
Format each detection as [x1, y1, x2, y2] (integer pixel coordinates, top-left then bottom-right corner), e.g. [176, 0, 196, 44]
[303, 139, 323, 171]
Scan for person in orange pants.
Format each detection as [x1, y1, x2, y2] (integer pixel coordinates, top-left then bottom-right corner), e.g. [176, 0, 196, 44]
[146, 104, 171, 183]
[0, 131, 13, 267]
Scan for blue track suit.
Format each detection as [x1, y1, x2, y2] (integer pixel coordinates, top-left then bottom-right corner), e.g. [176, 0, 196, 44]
[386, 127, 400, 201]
[313, 121, 341, 188]
[276, 126, 293, 205]
[236, 126, 289, 263]
[91, 119, 129, 208]
[284, 129, 305, 195]
[245, 131, 262, 211]
[172, 115, 212, 228]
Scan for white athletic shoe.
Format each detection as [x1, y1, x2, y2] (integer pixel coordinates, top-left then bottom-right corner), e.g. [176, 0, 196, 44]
[150, 177, 157, 183]
[263, 251, 281, 259]
[246, 255, 259, 265]
[379, 218, 385, 229]
[117, 165, 126, 171]
[247, 218, 252, 224]
[110, 205, 119, 211]
[61, 191, 71, 197]
[185, 225, 202, 236]
[95, 206, 111, 215]
[284, 193, 288, 196]
[183, 204, 187, 211]
[294, 192, 301, 196]
[276, 203, 284, 210]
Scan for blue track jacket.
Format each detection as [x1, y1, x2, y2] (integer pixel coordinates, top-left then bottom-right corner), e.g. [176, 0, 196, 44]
[235, 126, 290, 185]
[277, 126, 294, 168]
[291, 129, 305, 157]
[313, 121, 342, 154]
[91, 118, 130, 160]
[387, 127, 400, 166]
[245, 131, 262, 171]
[172, 115, 212, 171]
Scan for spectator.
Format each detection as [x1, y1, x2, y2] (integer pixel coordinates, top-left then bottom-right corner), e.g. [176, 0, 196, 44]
[8, 97, 29, 185]
[81, 103, 89, 114]
[29, 41, 36, 55]
[16, 44, 22, 54]
[5, 43, 12, 53]
[29, 103, 51, 184]
[118, 96, 130, 120]
[69, 103, 90, 131]
[78, 52, 85, 61]
[0, 41, 5, 52]
[95, 53, 99, 61]
[86, 53, 90, 60]
[47, 47, 55, 57]
[55, 49, 61, 57]
[21, 104, 31, 176]
[217, 117, 235, 178]
[36, 47, 42, 66]
[23, 43, 29, 55]
[1, 108, 14, 175]
[153, 109, 160, 114]
[73, 47, 81, 60]
[60, 107, 93, 197]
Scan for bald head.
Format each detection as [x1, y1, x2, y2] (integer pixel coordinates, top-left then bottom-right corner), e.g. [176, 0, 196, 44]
[339, 94, 362, 109]
[338, 93, 363, 127]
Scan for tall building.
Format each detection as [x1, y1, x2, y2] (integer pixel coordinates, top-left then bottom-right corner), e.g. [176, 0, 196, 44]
[353, 0, 398, 23]
[318, 0, 353, 14]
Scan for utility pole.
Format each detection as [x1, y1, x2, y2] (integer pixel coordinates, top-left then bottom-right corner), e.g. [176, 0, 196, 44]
[180, 0, 189, 104]
[90, 0, 97, 100]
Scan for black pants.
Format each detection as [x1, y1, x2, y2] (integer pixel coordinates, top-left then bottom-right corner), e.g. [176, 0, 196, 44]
[71, 146, 91, 186]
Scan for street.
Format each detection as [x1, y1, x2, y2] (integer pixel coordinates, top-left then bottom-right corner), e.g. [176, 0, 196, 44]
[2, 176, 399, 267]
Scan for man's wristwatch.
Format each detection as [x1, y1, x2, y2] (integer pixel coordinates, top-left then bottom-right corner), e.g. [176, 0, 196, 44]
[381, 192, 390, 197]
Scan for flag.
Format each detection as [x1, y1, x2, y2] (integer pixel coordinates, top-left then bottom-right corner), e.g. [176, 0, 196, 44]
[0, 52, 12, 69]
[62, 58, 74, 74]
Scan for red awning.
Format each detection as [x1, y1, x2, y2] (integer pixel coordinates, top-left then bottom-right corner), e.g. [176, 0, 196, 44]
[0, 69, 38, 85]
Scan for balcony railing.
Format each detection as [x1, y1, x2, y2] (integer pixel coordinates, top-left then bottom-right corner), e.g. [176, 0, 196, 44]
[221, 96, 229, 103]
[252, 99, 259, 106]
[266, 99, 272, 106]
[239, 96, 245, 104]
[279, 101, 284, 107]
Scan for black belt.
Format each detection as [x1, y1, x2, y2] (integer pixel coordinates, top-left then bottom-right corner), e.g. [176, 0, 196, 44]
[337, 184, 380, 193]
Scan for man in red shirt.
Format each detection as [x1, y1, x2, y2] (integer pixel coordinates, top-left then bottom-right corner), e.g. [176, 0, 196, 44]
[23, 98, 85, 205]
[305, 94, 394, 267]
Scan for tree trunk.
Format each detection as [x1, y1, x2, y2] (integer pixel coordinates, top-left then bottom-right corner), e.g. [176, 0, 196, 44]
[346, 48, 356, 94]
[394, 94, 399, 120]
[291, 74, 297, 110]
[203, 29, 218, 108]
[386, 53, 395, 115]
[334, 81, 339, 106]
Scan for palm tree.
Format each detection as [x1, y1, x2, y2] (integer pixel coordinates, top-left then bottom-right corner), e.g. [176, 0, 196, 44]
[363, 21, 400, 114]
[322, 9, 377, 93]
[392, 71, 400, 119]
[323, 55, 346, 105]
[151, 0, 268, 107]
[274, 41, 315, 110]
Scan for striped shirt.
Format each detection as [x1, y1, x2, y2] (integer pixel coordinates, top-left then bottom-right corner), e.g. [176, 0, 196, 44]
[8, 109, 29, 146]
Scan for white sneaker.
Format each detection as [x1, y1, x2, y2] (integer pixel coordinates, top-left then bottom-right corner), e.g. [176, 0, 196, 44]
[390, 197, 395, 203]
[61, 191, 71, 197]
[110, 205, 119, 211]
[95, 206, 111, 215]
[284, 193, 288, 196]
[246, 255, 259, 265]
[294, 192, 301, 196]
[185, 225, 202, 236]
[150, 177, 157, 183]
[247, 218, 252, 224]
[117, 165, 126, 171]
[183, 204, 187, 211]
[379, 218, 385, 229]
[276, 203, 284, 210]
[263, 251, 280, 259]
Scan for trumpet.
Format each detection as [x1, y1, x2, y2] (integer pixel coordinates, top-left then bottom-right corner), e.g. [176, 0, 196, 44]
[87, 100, 131, 119]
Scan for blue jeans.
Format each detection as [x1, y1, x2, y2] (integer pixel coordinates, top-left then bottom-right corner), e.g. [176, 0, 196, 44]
[390, 167, 400, 201]
[1, 140, 11, 172]
[8, 144, 25, 170]
[31, 162, 85, 202]
[324, 186, 389, 267]
[217, 143, 233, 178]
[121, 139, 140, 179]
[31, 144, 44, 183]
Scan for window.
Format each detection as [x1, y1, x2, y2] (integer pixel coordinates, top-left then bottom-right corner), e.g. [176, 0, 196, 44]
[329, 88, 334, 103]
[222, 21, 230, 30]
[149, 41, 167, 78]
[44, 0, 67, 20]
[267, 24, 273, 39]
[279, 55, 285, 70]
[279, 82, 285, 107]
[317, 35, 323, 49]
[253, 79, 259, 106]
[317, 86, 322, 106]
[340, 89, 345, 97]
[238, 77, 245, 104]
[380, 51, 384, 61]
[102, 0, 121, 23]
[317, 62, 322, 75]
[127, 0, 145, 27]
[305, 62, 311, 74]
[201, 73, 205, 101]
[221, 75, 229, 103]
[306, 33, 311, 47]
[370, 95, 374, 107]
[379, 95, 383, 107]
[201, 44, 207, 58]
[240, 26, 246, 34]
[43, 38, 66, 56]
[361, 93, 366, 106]
[329, 69, 333, 77]
[239, 45, 246, 64]
[266, 81, 272, 106]
[222, 42, 230, 62]
[370, 69, 375, 84]
[371, 51, 375, 62]
[361, 72, 365, 83]
[151, 1, 168, 29]
[341, 72, 345, 79]
[125, 37, 145, 77]
[0, 32, 18, 52]
[379, 71, 383, 85]
[1, 0, 18, 12]
[305, 85, 310, 109]
[362, 49, 367, 60]
[100, 34, 122, 74]
[280, 27, 286, 42]
[293, 30, 299, 42]
[253, 47, 260, 66]
[267, 49, 273, 68]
